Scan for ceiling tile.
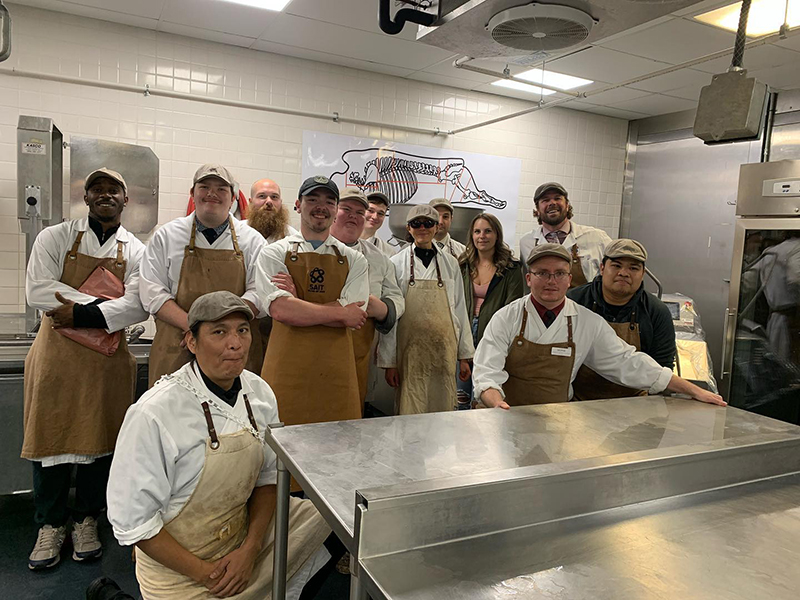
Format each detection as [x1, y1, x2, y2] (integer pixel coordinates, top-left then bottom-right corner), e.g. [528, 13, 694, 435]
[609, 93, 698, 116]
[599, 18, 739, 65]
[670, 0, 735, 18]
[408, 72, 480, 93]
[250, 39, 414, 78]
[549, 47, 671, 84]
[626, 67, 712, 93]
[157, 21, 255, 49]
[257, 12, 454, 71]
[583, 85, 653, 104]
[569, 101, 649, 121]
[776, 32, 800, 53]
[16, 0, 166, 19]
[692, 44, 800, 74]
[15, 0, 161, 29]
[284, 0, 418, 40]
[750, 62, 800, 91]
[161, 0, 277, 38]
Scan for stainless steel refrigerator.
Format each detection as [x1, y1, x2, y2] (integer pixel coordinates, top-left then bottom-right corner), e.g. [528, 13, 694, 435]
[723, 159, 800, 424]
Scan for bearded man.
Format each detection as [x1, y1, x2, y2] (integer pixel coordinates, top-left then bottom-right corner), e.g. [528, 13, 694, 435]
[247, 179, 298, 243]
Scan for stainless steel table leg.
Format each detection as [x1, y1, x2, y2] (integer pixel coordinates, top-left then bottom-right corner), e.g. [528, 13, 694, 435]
[272, 458, 290, 600]
[349, 553, 368, 600]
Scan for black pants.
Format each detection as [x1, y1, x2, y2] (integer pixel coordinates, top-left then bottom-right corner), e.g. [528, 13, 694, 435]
[32, 455, 113, 527]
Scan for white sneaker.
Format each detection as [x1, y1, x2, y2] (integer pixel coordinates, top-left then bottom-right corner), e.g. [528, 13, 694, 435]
[71, 516, 102, 561]
[28, 524, 67, 570]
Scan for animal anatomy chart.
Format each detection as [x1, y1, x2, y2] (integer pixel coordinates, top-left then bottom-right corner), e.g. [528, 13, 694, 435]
[302, 131, 522, 242]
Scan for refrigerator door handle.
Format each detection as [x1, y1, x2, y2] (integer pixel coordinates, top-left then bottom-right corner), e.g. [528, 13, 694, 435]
[721, 308, 737, 381]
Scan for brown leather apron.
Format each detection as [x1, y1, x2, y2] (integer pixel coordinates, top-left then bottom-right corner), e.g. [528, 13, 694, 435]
[352, 318, 376, 412]
[502, 305, 576, 406]
[571, 306, 647, 401]
[135, 396, 329, 600]
[396, 251, 458, 415]
[148, 218, 262, 386]
[534, 238, 588, 288]
[22, 231, 136, 458]
[261, 243, 361, 426]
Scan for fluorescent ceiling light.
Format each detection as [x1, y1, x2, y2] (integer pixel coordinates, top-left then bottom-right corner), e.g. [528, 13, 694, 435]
[695, 0, 800, 37]
[218, 0, 293, 11]
[491, 67, 592, 95]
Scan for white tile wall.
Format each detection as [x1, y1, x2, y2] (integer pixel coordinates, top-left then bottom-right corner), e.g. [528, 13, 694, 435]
[0, 3, 628, 313]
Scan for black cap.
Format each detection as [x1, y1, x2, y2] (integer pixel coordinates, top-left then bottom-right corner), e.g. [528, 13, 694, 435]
[299, 176, 339, 200]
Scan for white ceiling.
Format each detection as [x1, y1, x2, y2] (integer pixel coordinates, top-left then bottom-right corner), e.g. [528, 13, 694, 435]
[11, 0, 800, 121]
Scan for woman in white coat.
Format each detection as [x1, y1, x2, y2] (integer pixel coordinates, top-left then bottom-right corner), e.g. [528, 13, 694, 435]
[379, 204, 474, 414]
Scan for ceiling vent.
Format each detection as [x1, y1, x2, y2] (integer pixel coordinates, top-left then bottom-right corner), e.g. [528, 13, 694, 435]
[487, 4, 595, 53]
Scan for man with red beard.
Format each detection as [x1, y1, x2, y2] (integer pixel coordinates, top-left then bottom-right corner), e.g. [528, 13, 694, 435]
[518, 182, 611, 288]
[247, 179, 298, 244]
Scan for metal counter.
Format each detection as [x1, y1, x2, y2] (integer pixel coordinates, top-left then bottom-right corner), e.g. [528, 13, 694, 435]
[265, 397, 800, 599]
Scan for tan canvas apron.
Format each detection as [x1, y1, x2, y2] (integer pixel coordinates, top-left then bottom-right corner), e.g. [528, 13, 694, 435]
[135, 397, 330, 600]
[571, 307, 648, 401]
[148, 218, 262, 387]
[22, 231, 136, 458]
[502, 306, 576, 406]
[396, 251, 458, 415]
[261, 243, 361, 426]
[352, 317, 376, 411]
[534, 238, 588, 288]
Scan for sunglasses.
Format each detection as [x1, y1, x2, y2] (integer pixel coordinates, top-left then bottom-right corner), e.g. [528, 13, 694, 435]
[408, 219, 437, 229]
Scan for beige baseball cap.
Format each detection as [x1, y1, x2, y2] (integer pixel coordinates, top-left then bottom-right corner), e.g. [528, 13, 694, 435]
[534, 182, 568, 202]
[188, 291, 254, 330]
[367, 191, 390, 207]
[85, 167, 126, 192]
[406, 204, 440, 224]
[526, 243, 572, 267]
[193, 163, 236, 188]
[604, 238, 648, 263]
[429, 197, 453, 212]
[339, 187, 369, 209]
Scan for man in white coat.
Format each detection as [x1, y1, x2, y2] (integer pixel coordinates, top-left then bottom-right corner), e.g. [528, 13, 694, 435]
[473, 244, 727, 409]
[360, 191, 397, 256]
[518, 182, 611, 287]
[430, 198, 467, 260]
[23, 167, 149, 570]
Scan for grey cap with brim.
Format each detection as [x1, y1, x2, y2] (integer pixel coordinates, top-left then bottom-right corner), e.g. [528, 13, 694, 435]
[367, 191, 390, 206]
[429, 197, 454, 212]
[85, 167, 127, 191]
[525, 243, 572, 267]
[534, 182, 568, 202]
[406, 204, 440, 224]
[604, 238, 648, 263]
[339, 187, 369, 209]
[193, 163, 236, 188]
[188, 291, 254, 330]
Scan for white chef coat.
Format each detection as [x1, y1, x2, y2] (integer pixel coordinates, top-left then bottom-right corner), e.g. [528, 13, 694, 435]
[436, 233, 467, 260]
[363, 233, 398, 257]
[139, 215, 266, 317]
[378, 244, 474, 368]
[26, 217, 148, 334]
[107, 362, 278, 546]
[518, 221, 611, 281]
[265, 224, 299, 245]
[354, 239, 405, 319]
[472, 296, 673, 401]
[255, 233, 369, 315]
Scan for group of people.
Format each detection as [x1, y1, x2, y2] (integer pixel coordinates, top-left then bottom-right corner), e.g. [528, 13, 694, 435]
[20, 163, 725, 598]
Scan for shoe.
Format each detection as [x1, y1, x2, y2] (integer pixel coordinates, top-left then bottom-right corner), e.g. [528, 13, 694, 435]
[72, 516, 102, 561]
[86, 576, 135, 600]
[335, 551, 351, 575]
[28, 524, 67, 570]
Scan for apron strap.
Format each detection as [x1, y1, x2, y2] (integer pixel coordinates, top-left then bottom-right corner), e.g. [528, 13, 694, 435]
[629, 308, 637, 331]
[188, 220, 197, 253]
[290, 242, 301, 262]
[516, 305, 529, 346]
[201, 402, 220, 450]
[243, 394, 258, 432]
[566, 315, 573, 344]
[228, 216, 242, 257]
[434, 253, 444, 288]
[331, 244, 345, 265]
[115, 240, 124, 269]
[571, 244, 581, 266]
[409, 248, 416, 287]
[68, 231, 85, 260]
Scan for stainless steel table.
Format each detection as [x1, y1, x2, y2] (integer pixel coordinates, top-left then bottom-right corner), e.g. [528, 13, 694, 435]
[265, 397, 800, 599]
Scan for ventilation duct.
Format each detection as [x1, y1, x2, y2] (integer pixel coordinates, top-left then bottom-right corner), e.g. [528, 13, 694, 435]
[487, 4, 595, 53]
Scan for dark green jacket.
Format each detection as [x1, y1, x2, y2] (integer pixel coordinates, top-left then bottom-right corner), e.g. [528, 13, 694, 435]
[461, 259, 525, 345]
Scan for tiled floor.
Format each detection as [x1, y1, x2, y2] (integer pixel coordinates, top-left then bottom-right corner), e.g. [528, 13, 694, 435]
[0, 493, 350, 600]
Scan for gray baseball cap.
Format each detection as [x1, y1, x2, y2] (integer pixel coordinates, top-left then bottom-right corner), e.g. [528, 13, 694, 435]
[85, 167, 127, 192]
[193, 163, 236, 188]
[299, 175, 339, 199]
[604, 238, 648, 263]
[534, 182, 568, 202]
[367, 191, 390, 207]
[406, 204, 440, 224]
[339, 187, 369, 209]
[429, 197, 454, 212]
[526, 243, 572, 267]
[188, 291, 254, 330]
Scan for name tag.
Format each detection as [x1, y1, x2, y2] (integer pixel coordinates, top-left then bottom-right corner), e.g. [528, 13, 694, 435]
[551, 347, 572, 357]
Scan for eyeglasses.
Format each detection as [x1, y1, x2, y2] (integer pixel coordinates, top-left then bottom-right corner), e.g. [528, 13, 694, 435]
[409, 220, 437, 229]
[529, 270, 570, 281]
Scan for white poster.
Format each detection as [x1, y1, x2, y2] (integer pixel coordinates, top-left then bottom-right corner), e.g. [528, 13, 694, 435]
[302, 131, 521, 246]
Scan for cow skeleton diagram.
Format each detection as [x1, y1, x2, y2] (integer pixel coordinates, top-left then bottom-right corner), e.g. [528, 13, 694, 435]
[331, 148, 507, 209]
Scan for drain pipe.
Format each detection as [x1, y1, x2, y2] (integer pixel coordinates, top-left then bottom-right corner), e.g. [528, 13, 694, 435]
[453, 57, 585, 98]
[0, 66, 447, 137]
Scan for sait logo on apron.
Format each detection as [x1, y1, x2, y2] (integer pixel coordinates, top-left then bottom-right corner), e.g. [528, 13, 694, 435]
[308, 267, 325, 293]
